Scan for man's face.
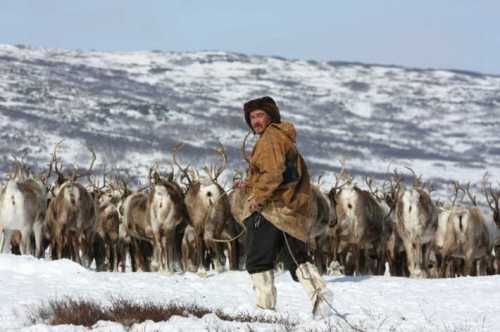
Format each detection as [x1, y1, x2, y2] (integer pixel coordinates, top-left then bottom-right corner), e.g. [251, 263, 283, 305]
[250, 110, 271, 135]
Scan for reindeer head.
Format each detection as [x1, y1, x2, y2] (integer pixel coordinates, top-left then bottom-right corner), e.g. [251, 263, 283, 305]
[382, 171, 404, 210]
[99, 177, 132, 206]
[50, 143, 96, 197]
[173, 142, 228, 207]
[7, 154, 32, 182]
[148, 166, 186, 229]
[327, 169, 351, 209]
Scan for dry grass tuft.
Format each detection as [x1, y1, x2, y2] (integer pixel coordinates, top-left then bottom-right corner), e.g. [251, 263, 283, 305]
[29, 296, 298, 328]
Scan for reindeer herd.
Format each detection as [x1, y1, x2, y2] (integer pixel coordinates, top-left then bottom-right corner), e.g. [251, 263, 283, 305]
[0, 142, 499, 279]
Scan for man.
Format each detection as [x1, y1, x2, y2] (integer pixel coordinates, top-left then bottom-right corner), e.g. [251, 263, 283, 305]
[235, 96, 333, 319]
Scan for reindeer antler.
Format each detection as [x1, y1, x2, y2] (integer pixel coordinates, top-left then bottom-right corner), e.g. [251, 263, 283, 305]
[451, 181, 465, 207]
[464, 182, 478, 206]
[172, 143, 193, 187]
[404, 166, 422, 189]
[240, 131, 253, 167]
[203, 142, 228, 182]
[213, 143, 227, 181]
[72, 144, 96, 181]
[365, 176, 381, 199]
[165, 160, 175, 182]
[41, 140, 64, 184]
[480, 176, 500, 227]
[337, 160, 352, 184]
[329, 173, 349, 204]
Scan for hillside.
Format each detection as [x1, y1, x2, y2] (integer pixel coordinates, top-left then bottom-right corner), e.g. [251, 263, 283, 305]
[0, 44, 499, 194]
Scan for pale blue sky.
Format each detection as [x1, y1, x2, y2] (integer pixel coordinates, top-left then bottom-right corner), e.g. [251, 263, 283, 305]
[1, 1, 499, 74]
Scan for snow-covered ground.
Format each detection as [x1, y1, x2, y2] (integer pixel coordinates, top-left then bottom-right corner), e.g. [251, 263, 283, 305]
[1, 254, 498, 331]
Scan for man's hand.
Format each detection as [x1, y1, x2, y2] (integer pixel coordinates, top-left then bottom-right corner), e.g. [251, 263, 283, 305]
[248, 199, 262, 212]
[234, 180, 248, 189]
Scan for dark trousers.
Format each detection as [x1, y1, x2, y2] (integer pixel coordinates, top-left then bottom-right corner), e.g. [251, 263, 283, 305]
[244, 212, 310, 281]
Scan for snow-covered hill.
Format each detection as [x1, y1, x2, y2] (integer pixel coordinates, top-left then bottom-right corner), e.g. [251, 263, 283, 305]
[1, 44, 499, 193]
[1, 254, 498, 331]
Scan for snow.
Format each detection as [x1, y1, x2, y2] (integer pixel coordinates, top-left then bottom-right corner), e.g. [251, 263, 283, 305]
[1, 254, 499, 331]
[348, 101, 373, 118]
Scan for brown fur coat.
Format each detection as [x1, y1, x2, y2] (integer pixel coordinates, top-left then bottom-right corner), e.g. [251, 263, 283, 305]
[242, 122, 312, 242]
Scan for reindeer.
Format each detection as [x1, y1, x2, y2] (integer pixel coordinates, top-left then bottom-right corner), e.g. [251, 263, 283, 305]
[148, 167, 189, 273]
[482, 180, 500, 274]
[0, 156, 48, 256]
[328, 171, 390, 276]
[98, 175, 133, 272]
[393, 168, 437, 278]
[306, 185, 336, 274]
[375, 173, 407, 277]
[174, 143, 239, 274]
[434, 182, 491, 277]
[121, 190, 153, 271]
[46, 145, 98, 267]
[120, 165, 187, 273]
[88, 175, 121, 272]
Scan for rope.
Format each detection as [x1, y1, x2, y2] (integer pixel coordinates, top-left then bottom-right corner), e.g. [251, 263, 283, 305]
[282, 231, 365, 332]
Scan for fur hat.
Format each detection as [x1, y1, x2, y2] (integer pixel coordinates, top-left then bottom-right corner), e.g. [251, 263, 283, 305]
[243, 96, 281, 131]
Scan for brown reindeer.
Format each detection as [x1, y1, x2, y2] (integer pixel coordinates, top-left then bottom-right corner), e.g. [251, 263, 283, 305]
[46, 146, 98, 267]
[121, 167, 187, 272]
[148, 169, 189, 273]
[88, 177, 121, 272]
[482, 181, 500, 274]
[174, 143, 239, 274]
[376, 174, 407, 277]
[434, 182, 491, 277]
[328, 173, 389, 276]
[101, 176, 133, 272]
[94, 200, 120, 271]
[121, 191, 153, 271]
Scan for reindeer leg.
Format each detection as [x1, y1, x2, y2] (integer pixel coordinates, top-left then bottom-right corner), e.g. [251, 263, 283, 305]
[21, 228, 33, 256]
[0, 226, 4, 253]
[110, 240, 118, 272]
[129, 239, 138, 272]
[33, 221, 44, 258]
[196, 232, 208, 277]
[163, 231, 174, 273]
[440, 255, 449, 278]
[464, 252, 474, 277]
[70, 232, 81, 265]
[205, 229, 224, 273]
[1, 229, 13, 254]
[352, 244, 360, 276]
[219, 228, 238, 270]
[151, 232, 162, 272]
